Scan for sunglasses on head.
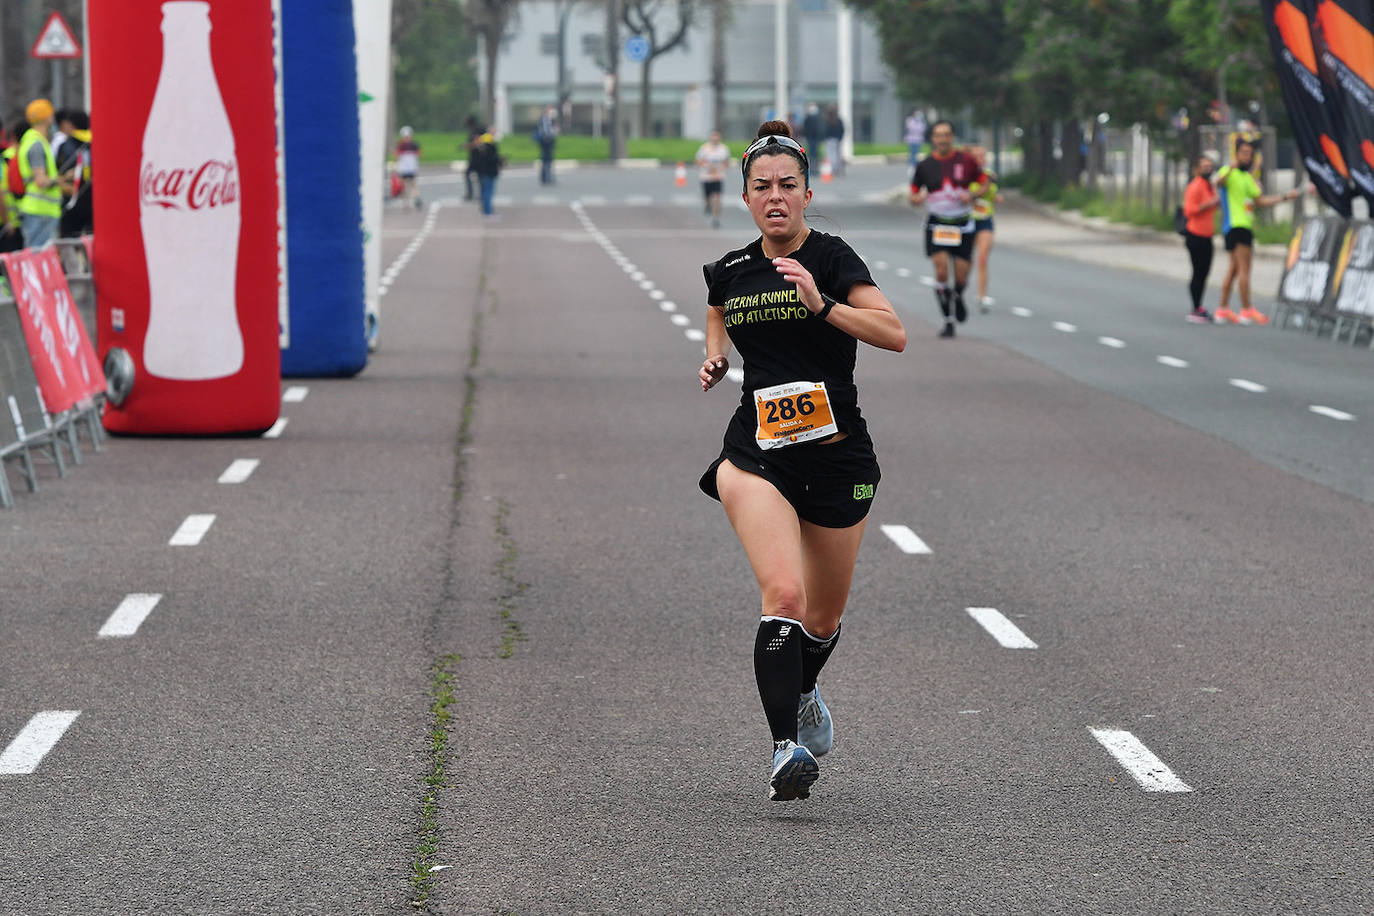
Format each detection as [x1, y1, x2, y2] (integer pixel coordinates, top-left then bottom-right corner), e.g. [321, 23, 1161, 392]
[741, 135, 808, 180]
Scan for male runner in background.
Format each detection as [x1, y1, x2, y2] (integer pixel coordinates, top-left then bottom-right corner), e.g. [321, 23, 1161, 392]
[910, 120, 983, 338]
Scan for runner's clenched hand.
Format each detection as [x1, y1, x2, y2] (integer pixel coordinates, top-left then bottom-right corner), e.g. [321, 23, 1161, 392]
[771, 257, 824, 314]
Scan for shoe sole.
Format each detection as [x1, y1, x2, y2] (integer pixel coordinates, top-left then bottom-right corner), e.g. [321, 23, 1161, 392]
[769, 753, 820, 801]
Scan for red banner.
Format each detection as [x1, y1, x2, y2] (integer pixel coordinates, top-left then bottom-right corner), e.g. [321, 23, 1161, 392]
[89, 0, 281, 435]
[1, 248, 104, 414]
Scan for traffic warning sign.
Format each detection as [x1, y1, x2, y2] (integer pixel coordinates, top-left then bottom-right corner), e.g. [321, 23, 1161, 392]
[31, 11, 82, 59]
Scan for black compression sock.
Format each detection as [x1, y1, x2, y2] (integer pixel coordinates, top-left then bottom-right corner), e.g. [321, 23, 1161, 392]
[800, 623, 841, 693]
[754, 617, 803, 743]
[936, 287, 951, 318]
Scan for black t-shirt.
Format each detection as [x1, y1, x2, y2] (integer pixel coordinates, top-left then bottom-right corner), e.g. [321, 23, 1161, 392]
[704, 230, 877, 441]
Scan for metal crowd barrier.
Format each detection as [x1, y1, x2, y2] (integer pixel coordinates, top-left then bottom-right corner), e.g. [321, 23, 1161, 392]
[0, 238, 105, 509]
[1272, 216, 1374, 348]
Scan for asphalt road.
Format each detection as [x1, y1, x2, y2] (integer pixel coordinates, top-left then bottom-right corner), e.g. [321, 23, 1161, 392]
[1, 165, 1371, 915]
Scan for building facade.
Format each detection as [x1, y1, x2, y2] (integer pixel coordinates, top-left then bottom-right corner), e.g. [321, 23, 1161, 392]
[486, 0, 903, 143]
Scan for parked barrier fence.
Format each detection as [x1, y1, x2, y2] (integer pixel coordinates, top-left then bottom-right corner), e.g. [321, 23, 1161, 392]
[1274, 217, 1374, 348]
[0, 238, 105, 509]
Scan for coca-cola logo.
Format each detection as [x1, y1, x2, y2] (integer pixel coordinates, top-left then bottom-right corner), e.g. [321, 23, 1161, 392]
[140, 160, 239, 211]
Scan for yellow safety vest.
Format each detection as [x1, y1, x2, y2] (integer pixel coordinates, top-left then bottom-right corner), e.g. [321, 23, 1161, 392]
[17, 129, 62, 220]
[1, 147, 20, 229]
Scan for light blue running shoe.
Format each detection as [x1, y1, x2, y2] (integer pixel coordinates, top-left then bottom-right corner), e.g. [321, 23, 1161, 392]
[797, 687, 833, 757]
[769, 739, 820, 801]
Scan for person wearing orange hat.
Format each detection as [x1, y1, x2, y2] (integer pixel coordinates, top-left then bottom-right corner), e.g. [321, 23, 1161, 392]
[16, 98, 74, 249]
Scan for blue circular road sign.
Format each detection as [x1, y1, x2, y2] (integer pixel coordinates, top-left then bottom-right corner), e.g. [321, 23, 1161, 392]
[624, 35, 650, 62]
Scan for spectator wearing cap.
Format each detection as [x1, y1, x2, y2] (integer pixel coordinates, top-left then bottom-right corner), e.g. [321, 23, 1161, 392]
[16, 99, 73, 249]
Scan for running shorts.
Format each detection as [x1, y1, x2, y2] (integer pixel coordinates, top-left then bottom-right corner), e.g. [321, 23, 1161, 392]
[702, 180, 723, 197]
[925, 219, 975, 260]
[974, 217, 994, 234]
[700, 431, 881, 529]
[1225, 227, 1254, 251]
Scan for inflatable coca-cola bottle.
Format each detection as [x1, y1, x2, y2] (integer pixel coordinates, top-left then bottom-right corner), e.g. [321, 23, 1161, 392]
[139, 0, 244, 380]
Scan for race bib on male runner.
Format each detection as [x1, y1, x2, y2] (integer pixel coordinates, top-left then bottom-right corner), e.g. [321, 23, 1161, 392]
[932, 224, 964, 247]
[754, 381, 838, 450]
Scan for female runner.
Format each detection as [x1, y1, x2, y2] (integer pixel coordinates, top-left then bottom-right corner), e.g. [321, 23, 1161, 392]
[699, 121, 907, 801]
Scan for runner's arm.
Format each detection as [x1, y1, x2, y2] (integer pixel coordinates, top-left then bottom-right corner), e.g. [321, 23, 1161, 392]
[1255, 187, 1302, 208]
[701, 305, 732, 391]
[821, 283, 906, 353]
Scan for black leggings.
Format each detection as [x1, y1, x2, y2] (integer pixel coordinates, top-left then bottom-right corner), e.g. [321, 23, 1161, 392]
[1185, 233, 1214, 311]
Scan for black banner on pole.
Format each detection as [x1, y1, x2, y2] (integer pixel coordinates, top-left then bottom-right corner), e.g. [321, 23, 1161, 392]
[1313, 0, 1374, 206]
[1264, 0, 1354, 215]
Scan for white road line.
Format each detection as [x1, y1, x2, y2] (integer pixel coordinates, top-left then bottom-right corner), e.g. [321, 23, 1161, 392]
[685, 329, 706, 341]
[965, 607, 1038, 649]
[1089, 728, 1193, 793]
[1052, 321, 1078, 333]
[1156, 355, 1190, 368]
[218, 459, 260, 485]
[282, 386, 308, 403]
[625, 194, 654, 206]
[630, 271, 646, 282]
[726, 368, 744, 383]
[98, 593, 163, 638]
[920, 276, 938, 288]
[638, 280, 655, 290]
[874, 260, 890, 270]
[1309, 405, 1355, 421]
[0, 711, 81, 775]
[580, 195, 608, 206]
[880, 524, 932, 555]
[169, 514, 216, 547]
[263, 418, 288, 439]
[659, 301, 677, 312]
[1011, 306, 1034, 317]
[671, 314, 691, 326]
[1229, 378, 1268, 393]
[649, 289, 666, 300]
[895, 267, 912, 278]
[1097, 336, 1126, 349]
[532, 195, 559, 206]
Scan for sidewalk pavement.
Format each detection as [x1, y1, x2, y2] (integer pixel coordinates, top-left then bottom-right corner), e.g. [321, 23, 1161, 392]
[996, 192, 1286, 302]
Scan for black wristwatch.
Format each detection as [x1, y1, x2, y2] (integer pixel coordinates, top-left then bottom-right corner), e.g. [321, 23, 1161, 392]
[818, 294, 837, 320]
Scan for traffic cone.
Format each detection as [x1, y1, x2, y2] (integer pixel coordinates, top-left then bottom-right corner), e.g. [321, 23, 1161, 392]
[821, 159, 833, 183]
[674, 161, 688, 187]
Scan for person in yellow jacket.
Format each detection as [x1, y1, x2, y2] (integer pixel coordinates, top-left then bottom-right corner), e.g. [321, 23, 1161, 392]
[16, 99, 73, 249]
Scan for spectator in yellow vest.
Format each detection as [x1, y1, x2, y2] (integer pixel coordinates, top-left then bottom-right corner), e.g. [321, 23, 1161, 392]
[17, 99, 74, 249]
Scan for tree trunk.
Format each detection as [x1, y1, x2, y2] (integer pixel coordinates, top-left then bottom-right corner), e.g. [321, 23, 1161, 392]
[1060, 120, 1083, 186]
[1037, 119, 1055, 182]
[710, 0, 726, 134]
[482, 29, 499, 128]
[639, 57, 652, 137]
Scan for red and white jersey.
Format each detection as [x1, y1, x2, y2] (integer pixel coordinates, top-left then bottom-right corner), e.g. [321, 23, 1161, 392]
[912, 150, 983, 221]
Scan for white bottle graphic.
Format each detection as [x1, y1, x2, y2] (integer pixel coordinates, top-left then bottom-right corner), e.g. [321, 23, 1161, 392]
[140, 1, 244, 380]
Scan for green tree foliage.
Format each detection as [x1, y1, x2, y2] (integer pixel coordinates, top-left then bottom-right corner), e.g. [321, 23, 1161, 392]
[393, 0, 481, 131]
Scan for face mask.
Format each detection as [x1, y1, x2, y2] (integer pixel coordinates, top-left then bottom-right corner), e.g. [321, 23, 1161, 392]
[1237, 158, 1253, 171]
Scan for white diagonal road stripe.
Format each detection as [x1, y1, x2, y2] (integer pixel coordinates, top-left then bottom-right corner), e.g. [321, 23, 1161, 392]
[880, 524, 932, 554]
[0, 711, 81, 775]
[965, 607, 1038, 649]
[1089, 727, 1193, 792]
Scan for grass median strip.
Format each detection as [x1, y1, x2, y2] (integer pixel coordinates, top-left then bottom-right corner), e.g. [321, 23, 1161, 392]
[410, 652, 461, 907]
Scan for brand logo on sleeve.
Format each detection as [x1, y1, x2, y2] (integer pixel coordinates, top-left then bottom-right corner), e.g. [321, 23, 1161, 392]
[853, 484, 875, 500]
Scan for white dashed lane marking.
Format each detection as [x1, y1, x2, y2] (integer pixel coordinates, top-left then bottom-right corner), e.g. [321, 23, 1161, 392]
[282, 386, 308, 403]
[263, 418, 288, 439]
[659, 301, 677, 312]
[1097, 336, 1126, 349]
[218, 459, 260, 485]
[1052, 321, 1077, 333]
[99, 593, 163, 638]
[671, 314, 690, 327]
[685, 329, 706, 342]
[1089, 728, 1194, 793]
[965, 607, 1038, 649]
[1229, 378, 1268, 393]
[879, 524, 932, 555]
[169, 514, 216, 547]
[0, 711, 81, 775]
[1156, 355, 1190, 368]
[1309, 405, 1355, 421]
[1011, 307, 1033, 317]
